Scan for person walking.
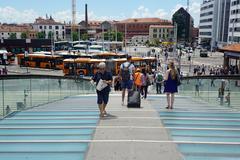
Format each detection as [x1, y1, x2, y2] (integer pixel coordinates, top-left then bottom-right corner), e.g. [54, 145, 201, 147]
[134, 68, 143, 92]
[141, 69, 150, 99]
[164, 61, 178, 109]
[92, 62, 113, 117]
[119, 56, 135, 105]
[155, 71, 163, 94]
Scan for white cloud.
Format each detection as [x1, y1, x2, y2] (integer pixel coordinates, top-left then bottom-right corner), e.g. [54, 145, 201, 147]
[131, 6, 168, 19]
[131, 2, 201, 27]
[0, 6, 38, 23]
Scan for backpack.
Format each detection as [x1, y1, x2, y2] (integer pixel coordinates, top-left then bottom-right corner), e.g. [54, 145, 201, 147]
[121, 63, 131, 81]
[156, 74, 163, 82]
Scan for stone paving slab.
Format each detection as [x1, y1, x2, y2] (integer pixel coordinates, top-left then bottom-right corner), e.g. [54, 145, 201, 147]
[85, 95, 183, 160]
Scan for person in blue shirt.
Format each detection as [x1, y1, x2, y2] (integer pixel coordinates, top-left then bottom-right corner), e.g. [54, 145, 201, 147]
[92, 62, 113, 117]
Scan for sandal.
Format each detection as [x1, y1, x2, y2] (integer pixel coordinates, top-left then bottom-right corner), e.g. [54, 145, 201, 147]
[166, 106, 170, 109]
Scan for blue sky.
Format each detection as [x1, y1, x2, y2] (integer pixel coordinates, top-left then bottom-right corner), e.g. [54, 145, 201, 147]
[0, 0, 201, 26]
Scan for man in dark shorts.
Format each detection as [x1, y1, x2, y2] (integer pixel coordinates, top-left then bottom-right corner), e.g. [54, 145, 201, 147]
[92, 62, 113, 117]
[119, 56, 135, 105]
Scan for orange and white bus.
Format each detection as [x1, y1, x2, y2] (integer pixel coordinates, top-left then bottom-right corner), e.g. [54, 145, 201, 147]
[17, 54, 64, 70]
[63, 58, 106, 76]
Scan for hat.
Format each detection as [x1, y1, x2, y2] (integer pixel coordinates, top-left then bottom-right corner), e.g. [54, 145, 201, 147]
[136, 68, 141, 72]
[98, 62, 106, 68]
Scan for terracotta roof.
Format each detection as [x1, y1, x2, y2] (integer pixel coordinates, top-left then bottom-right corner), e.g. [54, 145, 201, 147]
[150, 25, 174, 28]
[0, 24, 35, 32]
[118, 18, 171, 24]
[221, 44, 240, 53]
[34, 17, 63, 25]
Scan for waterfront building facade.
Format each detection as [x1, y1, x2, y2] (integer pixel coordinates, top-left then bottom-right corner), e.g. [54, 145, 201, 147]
[199, 0, 231, 49]
[116, 18, 172, 42]
[149, 25, 174, 43]
[32, 16, 65, 41]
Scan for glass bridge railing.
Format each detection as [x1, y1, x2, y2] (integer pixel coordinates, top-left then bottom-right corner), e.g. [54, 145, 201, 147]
[0, 75, 95, 119]
[179, 75, 240, 109]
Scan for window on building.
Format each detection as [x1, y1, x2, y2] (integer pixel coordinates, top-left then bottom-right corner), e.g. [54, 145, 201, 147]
[153, 29, 157, 32]
[49, 26, 52, 29]
[56, 31, 59, 35]
[44, 26, 46, 29]
[62, 31, 65, 35]
[55, 26, 59, 30]
[62, 26, 64, 29]
[1, 33, 3, 35]
[39, 26, 42, 29]
[153, 34, 157, 38]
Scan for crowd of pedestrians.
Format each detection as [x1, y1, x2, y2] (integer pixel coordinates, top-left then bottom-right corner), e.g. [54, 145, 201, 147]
[193, 64, 240, 76]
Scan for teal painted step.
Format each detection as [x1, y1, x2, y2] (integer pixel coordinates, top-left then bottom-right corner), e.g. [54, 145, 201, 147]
[178, 144, 240, 155]
[172, 136, 240, 142]
[0, 142, 88, 152]
[0, 135, 92, 140]
[160, 112, 240, 118]
[0, 119, 98, 124]
[170, 129, 240, 137]
[185, 155, 240, 160]
[163, 119, 240, 126]
[0, 128, 94, 135]
[15, 111, 99, 116]
[165, 124, 240, 129]
[0, 153, 85, 160]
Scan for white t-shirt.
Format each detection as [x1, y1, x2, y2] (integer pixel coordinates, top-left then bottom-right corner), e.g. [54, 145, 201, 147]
[120, 62, 135, 80]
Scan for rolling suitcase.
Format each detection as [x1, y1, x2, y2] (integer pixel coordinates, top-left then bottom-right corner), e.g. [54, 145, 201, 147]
[127, 90, 141, 108]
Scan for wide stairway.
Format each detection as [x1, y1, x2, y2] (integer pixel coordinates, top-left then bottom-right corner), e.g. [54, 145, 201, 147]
[0, 96, 99, 160]
[149, 96, 240, 160]
[1, 95, 240, 160]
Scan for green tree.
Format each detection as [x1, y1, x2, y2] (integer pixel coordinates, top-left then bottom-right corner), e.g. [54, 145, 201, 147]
[9, 33, 17, 39]
[21, 32, 27, 39]
[81, 33, 88, 41]
[103, 31, 123, 41]
[37, 32, 46, 39]
[72, 32, 79, 41]
[48, 31, 54, 39]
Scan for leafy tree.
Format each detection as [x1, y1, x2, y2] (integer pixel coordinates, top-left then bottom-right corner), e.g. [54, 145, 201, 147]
[21, 32, 27, 39]
[48, 31, 54, 39]
[37, 32, 46, 39]
[72, 32, 79, 41]
[103, 31, 123, 41]
[81, 33, 88, 41]
[9, 33, 17, 39]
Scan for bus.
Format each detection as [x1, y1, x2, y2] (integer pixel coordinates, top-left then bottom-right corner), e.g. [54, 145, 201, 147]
[17, 54, 64, 70]
[0, 49, 15, 65]
[54, 41, 69, 51]
[92, 52, 126, 59]
[63, 58, 106, 76]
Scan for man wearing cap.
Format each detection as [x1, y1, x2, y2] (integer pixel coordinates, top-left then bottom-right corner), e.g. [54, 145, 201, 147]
[92, 62, 113, 117]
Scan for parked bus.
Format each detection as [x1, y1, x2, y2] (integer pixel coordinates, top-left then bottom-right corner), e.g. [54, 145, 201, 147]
[0, 49, 15, 65]
[17, 54, 64, 70]
[63, 58, 106, 76]
[92, 52, 126, 59]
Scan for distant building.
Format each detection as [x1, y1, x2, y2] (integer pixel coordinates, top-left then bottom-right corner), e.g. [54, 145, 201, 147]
[0, 24, 37, 39]
[172, 7, 194, 43]
[228, 0, 240, 43]
[131, 35, 149, 46]
[116, 18, 172, 42]
[192, 27, 199, 43]
[199, 0, 231, 49]
[32, 16, 65, 41]
[65, 20, 116, 41]
[149, 25, 174, 43]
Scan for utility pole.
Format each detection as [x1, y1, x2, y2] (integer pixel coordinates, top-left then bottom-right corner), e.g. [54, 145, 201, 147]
[187, 0, 189, 12]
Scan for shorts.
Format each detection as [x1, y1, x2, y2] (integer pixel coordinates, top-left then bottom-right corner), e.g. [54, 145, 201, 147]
[97, 91, 110, 104]
[121, 80, 133, 89]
